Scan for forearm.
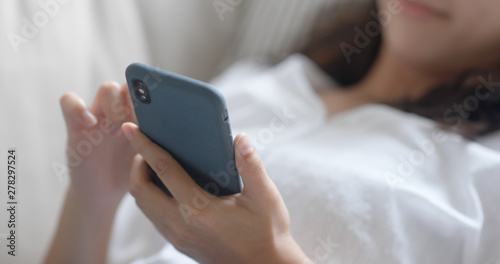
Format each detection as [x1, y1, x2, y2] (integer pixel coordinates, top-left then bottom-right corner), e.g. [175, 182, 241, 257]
[44, 186, 121, 264]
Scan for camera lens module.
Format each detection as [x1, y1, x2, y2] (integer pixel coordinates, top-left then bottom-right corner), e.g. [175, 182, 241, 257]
[132, 79, 151, 104]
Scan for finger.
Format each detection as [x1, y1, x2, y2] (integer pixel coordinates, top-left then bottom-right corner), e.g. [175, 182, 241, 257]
[91, 82, 128, 133]
[59, 92, 97, 131]
[120, 83, 138, 124]
[130, 153, 202, 229]
[129, 154, 178, 214]
[132, 188, 186, 250]
[234, 133, 277, 201]
[135, 210, 187, 256]
[122, 122, 208, 204]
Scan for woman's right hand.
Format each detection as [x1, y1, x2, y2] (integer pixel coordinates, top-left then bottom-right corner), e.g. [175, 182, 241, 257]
[60, 82, 137, 207]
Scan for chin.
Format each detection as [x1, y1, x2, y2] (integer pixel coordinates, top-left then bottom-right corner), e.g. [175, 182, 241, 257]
[383, 21, 455, 72]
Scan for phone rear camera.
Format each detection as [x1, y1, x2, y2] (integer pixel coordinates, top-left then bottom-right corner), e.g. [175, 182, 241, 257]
[132, 79, 151, 104]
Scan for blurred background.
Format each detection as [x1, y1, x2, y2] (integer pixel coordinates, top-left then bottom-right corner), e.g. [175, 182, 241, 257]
[0, 0, 344, 263]
[2, 1, 500, 263]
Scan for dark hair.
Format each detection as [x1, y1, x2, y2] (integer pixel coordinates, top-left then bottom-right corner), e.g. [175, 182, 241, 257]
[302, 0, 500, 138]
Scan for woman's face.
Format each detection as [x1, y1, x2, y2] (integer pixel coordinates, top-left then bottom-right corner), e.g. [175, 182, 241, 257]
[378, 0, 500, 73]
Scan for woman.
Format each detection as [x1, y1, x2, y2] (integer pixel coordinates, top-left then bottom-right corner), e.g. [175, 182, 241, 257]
[45, 0, 500, 263]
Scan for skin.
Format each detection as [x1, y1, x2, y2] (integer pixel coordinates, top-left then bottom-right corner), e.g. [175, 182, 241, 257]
[321, 0, 500, 117]
[122, 125, 309, 264]
[44, 83, 310, 264]
[44, 82, 138, 264]
[380, 0, 500, 73]
[45, 0, 500, 263]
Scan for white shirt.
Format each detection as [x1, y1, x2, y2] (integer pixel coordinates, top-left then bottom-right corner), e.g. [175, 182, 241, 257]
[129, 54, 500, 264]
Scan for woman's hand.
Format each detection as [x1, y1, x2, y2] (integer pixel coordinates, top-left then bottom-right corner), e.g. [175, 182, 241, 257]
[122, 122, 311, 264]
[45, 82, 139, 264]
[60, 82, 137, 206]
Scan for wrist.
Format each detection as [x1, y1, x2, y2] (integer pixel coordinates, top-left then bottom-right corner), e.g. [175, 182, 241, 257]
[67, 184, 124, 214]
[45, 182, 121, 264]
[263, 233, 312, 264]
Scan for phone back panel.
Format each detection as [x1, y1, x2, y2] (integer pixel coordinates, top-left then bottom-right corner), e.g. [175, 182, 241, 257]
[126, 63, 241, 196]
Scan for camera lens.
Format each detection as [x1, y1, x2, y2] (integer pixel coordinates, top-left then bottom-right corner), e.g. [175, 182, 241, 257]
[132, 79, 151, 104]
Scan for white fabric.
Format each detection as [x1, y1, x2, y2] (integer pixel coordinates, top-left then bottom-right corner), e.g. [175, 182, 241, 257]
[1, 0, 499, 263]
[136, 0, 240, 82]
[0, 2, 344, 263]
[220, 0, 340, 69]
[130, 54, 500, 263]
[0, 1, 154, 264]
[477, 131, 500, 153]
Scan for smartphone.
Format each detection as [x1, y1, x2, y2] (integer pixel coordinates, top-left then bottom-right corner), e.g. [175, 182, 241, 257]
[125, 63, 242, 197]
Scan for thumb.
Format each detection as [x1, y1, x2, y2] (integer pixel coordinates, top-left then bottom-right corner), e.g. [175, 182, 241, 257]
[235, 133, 276, 200]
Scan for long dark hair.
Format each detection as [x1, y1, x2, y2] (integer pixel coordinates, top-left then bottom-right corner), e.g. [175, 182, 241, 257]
[302, 1, 500, 138]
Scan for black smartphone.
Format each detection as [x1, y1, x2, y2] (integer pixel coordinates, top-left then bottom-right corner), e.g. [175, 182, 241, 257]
[125, 63, 242, 196]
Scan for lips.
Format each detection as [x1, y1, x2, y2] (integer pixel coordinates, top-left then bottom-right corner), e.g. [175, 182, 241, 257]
[399, 0, 449, 19]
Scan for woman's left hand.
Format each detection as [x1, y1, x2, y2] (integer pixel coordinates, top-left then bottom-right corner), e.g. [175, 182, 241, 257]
[121, 122, 311, 264]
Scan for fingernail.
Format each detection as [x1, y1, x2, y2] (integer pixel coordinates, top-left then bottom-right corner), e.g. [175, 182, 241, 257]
[122, 123, 136, 140]
[81, 110, 97, 126]
[237, 133, 254, 157]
